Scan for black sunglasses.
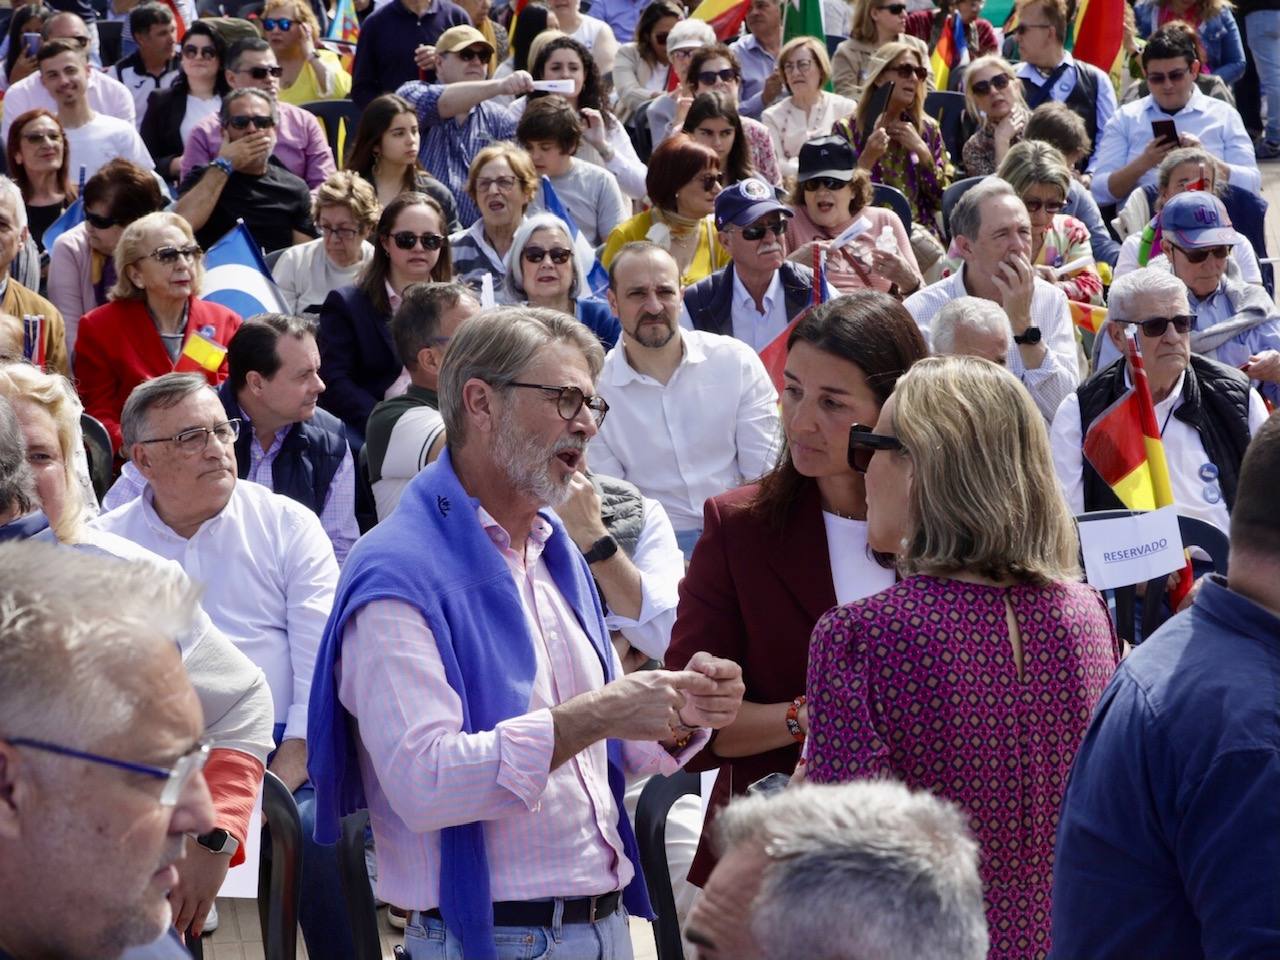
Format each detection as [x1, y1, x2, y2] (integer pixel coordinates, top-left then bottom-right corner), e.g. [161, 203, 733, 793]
[239, 64, 283, 79]
[1169, 244, 1231, 264]
[85, 210, 120, 229]
[888, 64, 929, 81]
[452, 46, 490, 62]
[227, 114, 275, 129]
[847, 423, 903, 473]
[696, 172, 725, 191]
[739, 220, 787, 241]
[802, 176, 849, 192]
[147, 243, 203, 265]
[971, 73, 1011, 96]
[182, 43, 218, 59]
[391, 231, 444, 250]
[1121, 315, 1195, 338]
[1022, 198, 1065, 213]
[523, 245, 573, 264]
[877, 3, 907, 12]
[695, 67, 739, 86]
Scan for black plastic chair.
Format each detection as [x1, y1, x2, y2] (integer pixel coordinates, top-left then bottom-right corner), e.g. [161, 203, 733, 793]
[258, 771, 302, 960]
[1076, 509, 1230, 644]
[634, 769, 700, 960]
[80, 412, 113, 503]
[300, 99, 363, 168]
[96, 19, 124, 67]
[941, 174, 986, 242]
[871, 182, 912, 236]
[923, 90, 973, 175]
[339, 810, 383, 960]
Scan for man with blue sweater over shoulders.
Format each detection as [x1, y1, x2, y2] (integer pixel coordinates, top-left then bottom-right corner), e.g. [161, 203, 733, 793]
[308, 306, 745, 960]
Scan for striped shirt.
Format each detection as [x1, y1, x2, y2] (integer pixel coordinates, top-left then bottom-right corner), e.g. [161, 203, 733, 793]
[336, 505, 706, 909]
[449, 219, 508, 295]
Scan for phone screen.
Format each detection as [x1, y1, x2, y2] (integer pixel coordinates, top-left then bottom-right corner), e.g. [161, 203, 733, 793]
[23, 33, 39, 58]
[861, 82, 895, 143]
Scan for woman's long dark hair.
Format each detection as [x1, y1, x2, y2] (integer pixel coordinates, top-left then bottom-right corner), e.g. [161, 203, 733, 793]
[752, 291, 929, 530]
[682, 92, 753, 185]
[358, 192, 452, 316]
[172, 21, 231, 97]
[635, 0, 682, 66]
[530, 35, 612, 122]
[510, 2, 553, 73]
[345, 93, 425, 195]
[4, 4, 52, 82]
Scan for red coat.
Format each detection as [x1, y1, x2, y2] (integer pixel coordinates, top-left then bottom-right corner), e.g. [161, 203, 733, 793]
[665, 480, 838, 886]
[74, 297, 242, 453]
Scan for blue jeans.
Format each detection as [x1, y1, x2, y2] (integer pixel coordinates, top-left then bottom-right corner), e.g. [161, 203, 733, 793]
[403, 905, 633, 960]
[1247, 10, 1280, 141]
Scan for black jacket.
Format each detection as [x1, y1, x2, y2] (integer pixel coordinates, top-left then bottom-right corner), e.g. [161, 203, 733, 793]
[140, 82, 194, 182]
[681, 261, 815, 338]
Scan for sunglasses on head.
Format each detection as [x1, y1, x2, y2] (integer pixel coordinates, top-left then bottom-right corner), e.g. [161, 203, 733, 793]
[847, 423, 904, 472]
[877, 3, 907, 12]
[182, 42, 218, 59]
[452, 46, 490, 62]
[1122, 314, 1195, 337]
[802, 176, 849, 192]
[261, 16, 293, 30]
[239, 64, 283, 79]
[888, 63, 928, 81]
[971, 72, 1011, 96]
[85, 211, 120, 229]
[148, 243, 203, 265]
[696, 67, 739, 86]
[739, 219, 787, 241]
[1146, 67, 1190, 86]
[391, 231, 444, 250]
[228, 114, 275, 129]
[523, 245, 573, 264]
[1022, 197, 1064, 213]
[1171, 244, 1231, 264]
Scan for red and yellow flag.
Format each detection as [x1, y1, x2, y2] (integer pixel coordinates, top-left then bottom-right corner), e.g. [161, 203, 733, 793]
[1069, 300, 1106, 335]
[759, 246, 828, 393]
[1069, 0, 1124, 75]
[175, 330, 228, 375]
[690, 0, 751, 41]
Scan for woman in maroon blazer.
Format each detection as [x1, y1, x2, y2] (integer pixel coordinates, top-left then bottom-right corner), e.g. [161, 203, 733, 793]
[665, 290, 928, 885]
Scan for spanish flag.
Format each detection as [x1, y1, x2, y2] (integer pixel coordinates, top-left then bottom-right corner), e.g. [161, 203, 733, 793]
[1069, 0, 1125, 75]
[690, 0, 751, 41]
[1069, 300, 1106, 335]
[930, 13, 967, 92]
[175, 330, 228, 376]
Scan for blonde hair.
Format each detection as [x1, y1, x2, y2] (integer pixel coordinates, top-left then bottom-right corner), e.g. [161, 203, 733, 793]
[779, 35, 832, 92]
[466, 142, 538, 210]
[852, 0, 886, 43]
[996, 139, 1071, 200]
[0, 361, 86, 543]
[110, 211, 203, 301]
[962, 55, 1025, 123]
[891, 356, 1079, 584]
[527, 29, 567, 73]
[854, 42, 926, 132]
[261, 0, 322, 44]
[312, 170, 380, 231]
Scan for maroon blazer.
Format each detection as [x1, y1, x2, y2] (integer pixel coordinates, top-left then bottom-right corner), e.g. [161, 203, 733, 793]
[666, 479, 837, 886]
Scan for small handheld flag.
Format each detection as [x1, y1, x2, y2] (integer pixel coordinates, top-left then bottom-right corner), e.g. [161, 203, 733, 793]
[1069, 301, 1106, 335]
[759, 245, 830, 392]
[175, 330, 228, 374]
[201, 221, 289, 319]
[689, 0, 751, 41]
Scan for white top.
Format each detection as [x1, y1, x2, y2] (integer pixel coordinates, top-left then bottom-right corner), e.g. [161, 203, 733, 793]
[525, 157, 629, 247]
[180, 93, 222, 147]
[720, 269, 789, 352]
[823, 0, 854, 39]
[904, 264, 1082, 422]
[372, 405, 447, 521]
[823, 512, 897, 605]
[91, 480, 338, 740]
[762, 92, 859, 180]
[64, 112, 155, 180]
[588, 329, 781, 531]
[0, 68, 136, 141]
[1048, 370, 1271, 533]
[568, 15, 613, 55]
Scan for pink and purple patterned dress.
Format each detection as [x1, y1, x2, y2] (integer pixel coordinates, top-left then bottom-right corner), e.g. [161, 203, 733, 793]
[805, 574, 1120, 959]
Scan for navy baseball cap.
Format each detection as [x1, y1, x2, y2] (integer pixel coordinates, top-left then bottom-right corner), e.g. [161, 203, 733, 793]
[714, 178, 792, 230]
[1160, 191, 1236, 249]
[797, 136, 856, 182]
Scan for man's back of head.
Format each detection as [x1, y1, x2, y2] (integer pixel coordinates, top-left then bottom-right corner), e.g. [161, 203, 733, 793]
[1228, 411, 1280, 604]
[391, 281, 481, 391]
[932, 296, 1012, 365]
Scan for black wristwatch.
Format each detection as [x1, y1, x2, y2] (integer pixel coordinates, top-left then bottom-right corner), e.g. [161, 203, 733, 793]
[582, 535, 619, 565]
[1014, 326, 1042, 345]
[195, 828, 240, 857]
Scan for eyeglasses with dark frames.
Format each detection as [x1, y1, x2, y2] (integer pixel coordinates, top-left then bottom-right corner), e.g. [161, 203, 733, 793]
[506, 382, 609, 426]
[182, 42, 218, 59]
[85, 211, 119, 229]
[888, 63, 929, 81]
[695, 67, 739, 86]
[970, 73, 1011, 96]
[227, 114, 276, 130]
[1145, 67, 1190, 86]
[1011, 21, 1052, 35]
[475, 175, 518, 193]
[1119, 315, 1196, 338]
[782, 57, 815, 74]
[146, 243, 203, 265]
[137, 418, 240, 456]
[390, 231, 444, 250]
[6, 738, 210, 806]
[522, 245, 573, 264]
[847, 423, 904, 472]
[877, 3, 907, 12]
[696, 172, 725, 191]
[451, 46, 490, 63]
[317, 223, 360, 240]
[654, 31, 671, 44]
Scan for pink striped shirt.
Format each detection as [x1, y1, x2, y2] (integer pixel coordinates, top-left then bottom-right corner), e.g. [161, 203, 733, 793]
[336, 505, 706, 909]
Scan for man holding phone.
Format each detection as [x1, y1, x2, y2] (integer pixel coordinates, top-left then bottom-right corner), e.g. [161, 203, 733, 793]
[1092, 25, 1259, 206]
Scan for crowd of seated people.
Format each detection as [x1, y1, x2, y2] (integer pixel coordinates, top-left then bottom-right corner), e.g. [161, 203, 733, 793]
[1, 0, 1280, 957]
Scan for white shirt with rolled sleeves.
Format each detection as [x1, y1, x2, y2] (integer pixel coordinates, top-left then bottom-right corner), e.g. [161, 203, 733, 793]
[1091, 88, 1261, 206]
[904, 265, 1082, 422]
[0, 67, 135, 143]
[92, 480, 337, 741]
[1048, 368, 1271, 533]
[588, 329, 781, 533]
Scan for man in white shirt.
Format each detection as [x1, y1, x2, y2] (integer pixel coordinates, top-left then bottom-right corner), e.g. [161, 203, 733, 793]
[594, 240, 780, 557]
[0, 12, 136, 142]
[904, 178, 1080, 421]
[1091, 25, 1260, 207]
[91, 372, 356, 960]
[1049, 267, 1269, 535]
[38, 37, 153, 179]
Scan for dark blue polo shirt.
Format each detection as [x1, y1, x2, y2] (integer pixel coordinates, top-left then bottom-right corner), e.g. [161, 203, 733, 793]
[1050, 575, 1280, 959]
[350, 0, 470, 108]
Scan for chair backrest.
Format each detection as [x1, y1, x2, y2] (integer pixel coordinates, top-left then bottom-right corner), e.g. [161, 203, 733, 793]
[941, 174, 985, 241]
[871, 182, 912, 236]
[339, 809, 383, 960]
[80, 412, 114, 504]
[634, 770, 701, 960]
[1219, 182, 1269, 265]
[97, 19, 124, 68]
[300, 99, 363, 169]
[264, 246, 286, 272]
[259, 771, 301, 960]
[923, 90, 973, 174]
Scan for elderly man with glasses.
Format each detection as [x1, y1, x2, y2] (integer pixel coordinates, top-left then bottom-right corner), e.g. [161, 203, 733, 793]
[92, 372, 355, 960]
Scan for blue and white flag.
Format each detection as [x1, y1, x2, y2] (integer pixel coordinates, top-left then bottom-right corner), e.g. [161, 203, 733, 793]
[42, 197, 83, 253]
[539, 176, 610, 298]
[201, 221, 288, 319]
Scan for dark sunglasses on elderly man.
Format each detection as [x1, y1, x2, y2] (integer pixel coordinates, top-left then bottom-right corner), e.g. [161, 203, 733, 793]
[848, 423, 904, 472]
[1119, 315, 1195, 338]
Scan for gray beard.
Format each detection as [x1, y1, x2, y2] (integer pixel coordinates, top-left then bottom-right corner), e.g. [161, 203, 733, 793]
[491, 412, 582, 508]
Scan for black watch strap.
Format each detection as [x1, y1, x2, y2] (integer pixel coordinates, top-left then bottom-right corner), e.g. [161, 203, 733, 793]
[196, 828, 239, 856]
[1014, 326, 1042, 345]
[583, 535, 619, 565]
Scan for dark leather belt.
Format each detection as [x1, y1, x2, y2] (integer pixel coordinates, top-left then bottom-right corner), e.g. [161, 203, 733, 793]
[421, 891, 622, 927]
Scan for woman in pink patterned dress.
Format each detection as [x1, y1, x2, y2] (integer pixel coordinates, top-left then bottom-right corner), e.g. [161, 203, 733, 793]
[805, 356, 1120, 959]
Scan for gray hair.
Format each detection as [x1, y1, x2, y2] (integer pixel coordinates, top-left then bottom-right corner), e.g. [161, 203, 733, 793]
[0, 392, 35, 517]
[932, 296, 1012, 356]
[0, 542, 200, 745]
[1107, 267, 1188, 325]
[438, 306, 604, 448]
[120, 372, 211, 450]
[220, 87, 279, 127]
[665, 18, 717, 50]
[0, 176, 28, 234]
[950, 177, 1018, 242]
[501, 213, 588, 304]
[716, 781, 989, 960]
